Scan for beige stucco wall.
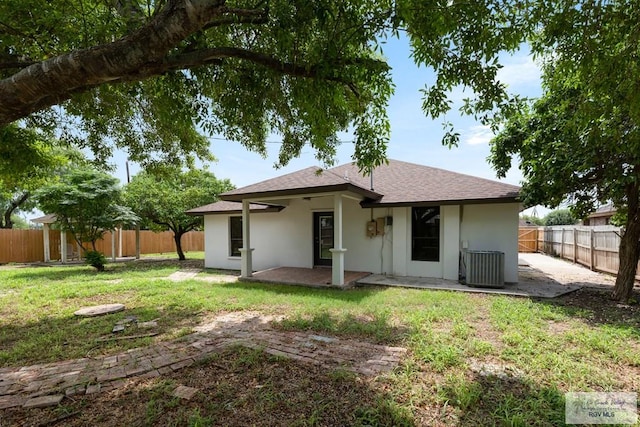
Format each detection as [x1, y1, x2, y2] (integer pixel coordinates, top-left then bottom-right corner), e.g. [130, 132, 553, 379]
[203, 197, 519, 282]
[459, 203, 520, 283]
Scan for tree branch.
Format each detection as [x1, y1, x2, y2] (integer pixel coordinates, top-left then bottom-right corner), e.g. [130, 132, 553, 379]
[157, 46, 387, 82]
[203, 6, 269, 29]
[0, 0, 388, 125]
[0, 0, 228, 125]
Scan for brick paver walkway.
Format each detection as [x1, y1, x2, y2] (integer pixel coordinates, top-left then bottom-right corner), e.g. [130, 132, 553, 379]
[0, 312, 406, 410]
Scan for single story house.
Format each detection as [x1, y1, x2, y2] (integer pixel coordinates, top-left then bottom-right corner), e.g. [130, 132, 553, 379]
[188, 159, 521, 287]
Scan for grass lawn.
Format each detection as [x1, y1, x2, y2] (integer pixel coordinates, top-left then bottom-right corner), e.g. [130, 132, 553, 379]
[0, 258, 638, 426]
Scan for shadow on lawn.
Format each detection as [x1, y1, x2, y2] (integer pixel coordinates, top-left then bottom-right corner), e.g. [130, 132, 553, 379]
[276, 310, 409, 345]
[2, 258, 205, 282]
[533, 287, 640, 337]
[221, 279, 385, 303]
[443, 371, 566, 426]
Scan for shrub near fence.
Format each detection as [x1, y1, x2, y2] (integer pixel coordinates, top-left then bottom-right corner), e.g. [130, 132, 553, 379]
[0, 229, 204, 263]
[518, 225, 640, 280]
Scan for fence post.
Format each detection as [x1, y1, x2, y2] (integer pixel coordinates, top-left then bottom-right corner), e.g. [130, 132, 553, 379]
[561, 228, 565, 259]
[573, 228, 577, 263]
[589, 228, 595, 270]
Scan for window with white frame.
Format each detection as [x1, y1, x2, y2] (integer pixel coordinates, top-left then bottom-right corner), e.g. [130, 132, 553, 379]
[229, 216, 242, 257]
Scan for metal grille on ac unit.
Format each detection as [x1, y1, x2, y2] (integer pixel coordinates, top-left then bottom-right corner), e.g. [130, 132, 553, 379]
[462, 250, 505, 288]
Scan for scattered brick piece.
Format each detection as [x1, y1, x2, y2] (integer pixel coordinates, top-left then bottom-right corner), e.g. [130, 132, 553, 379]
[85, 384, 101, 394]
[173, 385, 199, 400]
[140, 370, 160, 379]
[23, 394, 64, 409]
[170, 359, 194, 371]
[0, 395, 25, 409]
[65, 385, 86, 397]
[138, 320, 158, 329]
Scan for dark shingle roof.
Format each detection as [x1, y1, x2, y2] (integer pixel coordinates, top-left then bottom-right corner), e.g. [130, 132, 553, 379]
[186, 201, 283, 215]
[221, 166, 381, 202]
[333, 160, 520, 206]
[219, 159, 519, 207]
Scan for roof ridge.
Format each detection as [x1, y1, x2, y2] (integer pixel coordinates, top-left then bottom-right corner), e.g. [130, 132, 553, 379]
[325, 162, 375, 192]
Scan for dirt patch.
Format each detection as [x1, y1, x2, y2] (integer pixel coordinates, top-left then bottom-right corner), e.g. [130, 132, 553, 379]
[194, 310, 285, 333]
[543, 288, 640, 327]
[546, 320, 574, 335]
[467, 295, 505, 352]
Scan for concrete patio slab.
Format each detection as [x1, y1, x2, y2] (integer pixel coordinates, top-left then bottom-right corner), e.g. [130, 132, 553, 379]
[518, 253, 621, 290]
[241, 267, 371, 288]
[356, 274, 581, 298]
[168, 269, 202, 282]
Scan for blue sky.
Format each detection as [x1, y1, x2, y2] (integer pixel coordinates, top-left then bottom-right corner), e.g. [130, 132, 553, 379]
[114, 36, 548, 217]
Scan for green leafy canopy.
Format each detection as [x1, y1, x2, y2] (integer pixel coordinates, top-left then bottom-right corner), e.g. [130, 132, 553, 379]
[35, 168, 139, 250]
[489, 0, 640, 301]
[1, 0, 539, 172]
[123, 167, 233, 259]
[0, 124, 88, 228]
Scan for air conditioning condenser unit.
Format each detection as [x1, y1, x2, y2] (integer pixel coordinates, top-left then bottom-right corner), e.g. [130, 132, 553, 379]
[462, 250, 505, 288]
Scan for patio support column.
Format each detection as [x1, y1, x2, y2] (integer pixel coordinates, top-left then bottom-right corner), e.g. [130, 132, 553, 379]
[239, 199, 254, 277]
[330, 194, 347, 286]
[118, 227, 123, 258]
[111, 229, 117, 261]
[43, 223, 50, 262]
[60, 230, 67, 263]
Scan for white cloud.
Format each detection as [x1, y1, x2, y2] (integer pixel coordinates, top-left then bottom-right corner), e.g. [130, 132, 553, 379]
[464, 125, 494, 146]
[497, 55, 541, 88]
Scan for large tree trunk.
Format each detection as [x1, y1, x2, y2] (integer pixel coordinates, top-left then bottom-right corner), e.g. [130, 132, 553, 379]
[1, 192, 30, 229]
[1, 210, 11, 229]
[174, 231, 186, 261]
[612, 189, 640, 301]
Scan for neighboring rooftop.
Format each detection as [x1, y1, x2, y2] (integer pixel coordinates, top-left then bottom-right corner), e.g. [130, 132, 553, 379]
[31, 214, 57, 224]
[587, 204, 616, 218]
[186, 201, 283, 215]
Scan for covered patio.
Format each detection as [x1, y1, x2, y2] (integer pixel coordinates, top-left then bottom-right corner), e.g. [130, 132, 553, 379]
[220, 174, 381, 287]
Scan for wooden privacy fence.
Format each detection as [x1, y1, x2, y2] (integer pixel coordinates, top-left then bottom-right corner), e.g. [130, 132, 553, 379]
[0, 229, 204, 263]
[518, 225, 640, 280]
[518, 227, 539, 253]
